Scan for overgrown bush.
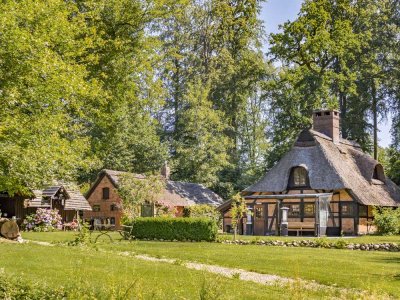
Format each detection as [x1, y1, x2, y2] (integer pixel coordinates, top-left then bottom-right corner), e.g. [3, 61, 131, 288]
[128, 217, 218, 241]
[373, 207, 400, 235]
[183, 205, 221, 227]
[22, 208, 62, 232]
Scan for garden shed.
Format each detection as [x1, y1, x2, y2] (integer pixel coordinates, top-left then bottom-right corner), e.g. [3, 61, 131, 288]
[0, 185, 91, 224]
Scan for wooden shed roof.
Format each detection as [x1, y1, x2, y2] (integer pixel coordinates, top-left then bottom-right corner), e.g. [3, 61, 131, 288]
[29, 185, 92, 211]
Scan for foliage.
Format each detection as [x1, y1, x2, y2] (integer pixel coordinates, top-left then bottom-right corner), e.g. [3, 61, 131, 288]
[373, 207, 400, 235]
[268, 0, 400, 158]
[0, 0, 99, 194]
[128, 217, 218, 241]
[22, 208, 62, 232]
[183, 204, 222, 227]
[68, 221, 91, 246]
[386, 147, 400, 185]
[117, 173, 165, 220]
[230, 193, 247, 240]
[0, 274, 66, 300]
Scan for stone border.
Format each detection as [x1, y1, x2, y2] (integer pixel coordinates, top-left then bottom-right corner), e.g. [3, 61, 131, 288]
[219, 239, 400, 252]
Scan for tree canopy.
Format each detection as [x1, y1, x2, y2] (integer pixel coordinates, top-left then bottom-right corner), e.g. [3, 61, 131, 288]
[1, 0, 399, 198]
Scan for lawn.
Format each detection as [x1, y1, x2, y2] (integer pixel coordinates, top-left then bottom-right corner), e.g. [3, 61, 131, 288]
[20, 231, 400, 298]
[0, 240, 366, 299]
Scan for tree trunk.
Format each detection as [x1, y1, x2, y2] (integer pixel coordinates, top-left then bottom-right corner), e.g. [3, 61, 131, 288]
[372, 83, 378, 160]
[0, 219, 20, 240]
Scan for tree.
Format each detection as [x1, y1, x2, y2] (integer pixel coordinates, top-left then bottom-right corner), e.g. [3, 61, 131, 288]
[0, 0, 99, 194]
[173, 80, 231, 187]
[268, 0, 399, 157]
[117, 173, 165, 221]
[230, 193, 247, 240]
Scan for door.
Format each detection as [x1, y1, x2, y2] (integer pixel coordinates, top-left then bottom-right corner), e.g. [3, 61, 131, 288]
[253, 204, 265, 236]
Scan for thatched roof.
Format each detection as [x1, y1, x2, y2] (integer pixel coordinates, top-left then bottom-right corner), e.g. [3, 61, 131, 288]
[245, 129, 400, 207]
[87, 169, 223, 207]
[29, 185, 92, 211]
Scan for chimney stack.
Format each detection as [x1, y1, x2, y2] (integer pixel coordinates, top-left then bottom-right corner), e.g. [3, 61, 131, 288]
[312, 109, 340, 144]
[161, 161, 170, 180]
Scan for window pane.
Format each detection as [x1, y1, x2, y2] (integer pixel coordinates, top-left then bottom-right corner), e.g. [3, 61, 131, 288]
[288, 204, 300, 217]
[359, 205, 367, 217]
[102, 188, 110, 200]
[341, 203, 353, 216]
[255, 207, 263, 219]
[304, 203, 315, 216]
[293, 167, 307, 186]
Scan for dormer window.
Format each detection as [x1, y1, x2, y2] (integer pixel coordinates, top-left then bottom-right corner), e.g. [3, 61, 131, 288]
[372, 164, 385, 182]
[288, 167, 309, 188]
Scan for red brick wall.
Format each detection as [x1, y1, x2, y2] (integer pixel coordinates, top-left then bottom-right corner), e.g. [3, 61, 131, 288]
[83, 175, 123, 229]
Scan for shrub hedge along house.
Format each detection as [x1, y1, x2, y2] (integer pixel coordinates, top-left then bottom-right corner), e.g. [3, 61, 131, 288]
[0, 185, 91, 224]
[219, 109, 400, 236]
[84, 166, 223, 229]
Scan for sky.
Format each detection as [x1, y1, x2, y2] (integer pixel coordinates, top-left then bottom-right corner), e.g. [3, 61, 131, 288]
[260, 0, 392, 148]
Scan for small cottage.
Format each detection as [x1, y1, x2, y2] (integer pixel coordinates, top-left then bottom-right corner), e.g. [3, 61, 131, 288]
[0, 185, 91, 224]
[83, 166, 223, 229]
[219, 109, 400, 236]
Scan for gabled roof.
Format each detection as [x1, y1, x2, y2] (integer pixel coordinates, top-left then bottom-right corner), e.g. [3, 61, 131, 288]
[245, 129, 400, 207]
[29, 185, 92, 211]
[87, 169, 224, 207]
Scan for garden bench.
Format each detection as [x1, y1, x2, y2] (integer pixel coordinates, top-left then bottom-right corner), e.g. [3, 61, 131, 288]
[287, 222, 315, 236]
[117, 225, 133, 241]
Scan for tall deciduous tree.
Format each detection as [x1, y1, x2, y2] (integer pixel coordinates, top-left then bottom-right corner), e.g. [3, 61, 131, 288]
[0, 0, 99, 194]
[269, 0, 399, 159]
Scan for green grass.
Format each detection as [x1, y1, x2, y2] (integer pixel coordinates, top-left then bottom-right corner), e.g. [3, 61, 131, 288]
[104, 241, 400, 297]
[0, 242, 363, 299]
[20, 231, 400, 297]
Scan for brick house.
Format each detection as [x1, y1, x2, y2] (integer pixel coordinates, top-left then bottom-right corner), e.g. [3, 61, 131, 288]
[83, 167, 223, 229]
[219, 109, 400, 236]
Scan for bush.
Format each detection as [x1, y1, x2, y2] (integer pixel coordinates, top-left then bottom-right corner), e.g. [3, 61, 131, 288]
[22, 208, 62, 232]
[373, 207, 400, 235]
[183, 204, 222, 228]
[128, 217, 218, 241]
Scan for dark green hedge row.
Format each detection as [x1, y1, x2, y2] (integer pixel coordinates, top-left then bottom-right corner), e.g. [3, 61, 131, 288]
[128, 217, 218, 241]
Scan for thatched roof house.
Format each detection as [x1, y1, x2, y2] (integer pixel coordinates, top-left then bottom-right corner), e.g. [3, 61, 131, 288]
[84, 168, 223, 229]
[220, 109, 400, 237]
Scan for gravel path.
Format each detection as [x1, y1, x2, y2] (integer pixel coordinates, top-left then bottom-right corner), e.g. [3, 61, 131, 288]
[135, 254, 325, 290]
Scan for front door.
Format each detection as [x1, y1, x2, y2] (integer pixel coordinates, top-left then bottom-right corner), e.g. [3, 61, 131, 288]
[253, 204, 266, 236]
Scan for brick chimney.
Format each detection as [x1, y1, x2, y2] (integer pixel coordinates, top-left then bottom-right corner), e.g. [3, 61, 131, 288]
[312, 109, 340, 144]
[160, 161, 170, 180]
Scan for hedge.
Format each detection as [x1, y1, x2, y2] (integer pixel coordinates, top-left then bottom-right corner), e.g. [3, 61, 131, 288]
[128, 217, 218, 241]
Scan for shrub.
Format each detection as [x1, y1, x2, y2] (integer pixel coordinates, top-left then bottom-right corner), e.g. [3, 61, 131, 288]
[183, 205, 222, 227]
[372, 207, 400, 235]
[22, 208, 62, 232]
[333, 239, 348, 249]
[128, 217, 218, 241]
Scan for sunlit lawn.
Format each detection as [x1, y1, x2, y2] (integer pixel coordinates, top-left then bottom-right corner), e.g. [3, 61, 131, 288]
[0, 241, 364, 299]
[20, 231, 400, 298]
